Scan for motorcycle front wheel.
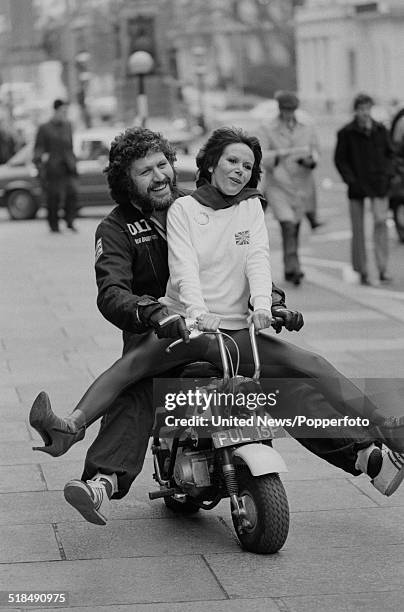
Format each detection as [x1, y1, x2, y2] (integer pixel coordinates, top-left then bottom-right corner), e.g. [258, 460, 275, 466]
[233, 469, 289, 554]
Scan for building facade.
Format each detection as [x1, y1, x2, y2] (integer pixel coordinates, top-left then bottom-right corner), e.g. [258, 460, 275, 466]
[295, 0, 404, 113]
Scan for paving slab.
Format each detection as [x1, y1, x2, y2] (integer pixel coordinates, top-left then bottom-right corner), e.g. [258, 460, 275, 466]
[0, 464, 45, 493]
[282, 590, 404, 612]
[39, 460, 85, 490]
[16, 377, 98, 407]
[0, 439, 93, 466]
[302, 309, 385, 323]
[272, 438, 347, 481]
[205, 545, 404, 598]
[58, 517, 238, 559]
[283, 477, 377, 512]
[350, 475, 404, 507]
[0, 524, 61, 563]
[0, 385, 20, 406]
[6, 360, 90, 386]
[0, 557, 226, 606]
[35, 600, 282, 612]
[0, 421, 30, 442]
[285, 506, 404, 549]
[0, 491, 81, 525]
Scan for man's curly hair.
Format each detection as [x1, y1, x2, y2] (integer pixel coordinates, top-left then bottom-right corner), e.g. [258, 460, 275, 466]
[104, 127, 177, 205]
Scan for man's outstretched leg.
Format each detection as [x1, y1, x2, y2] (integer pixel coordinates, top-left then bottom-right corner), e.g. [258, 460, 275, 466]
[64, 378, 154, 524]
[262, 382, 404, 497]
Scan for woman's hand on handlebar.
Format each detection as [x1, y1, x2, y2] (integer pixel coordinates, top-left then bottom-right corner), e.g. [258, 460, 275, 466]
[249, 309, 273, 331]
[196, 313, 222, 332]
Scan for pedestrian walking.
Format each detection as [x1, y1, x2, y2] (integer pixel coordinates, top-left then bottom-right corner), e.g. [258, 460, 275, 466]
[0, 116, 16, 164]
[334, 93, 393, 285]
[389, 106, 404, 242]
[261, 91, 320, 285]
[33, 99, 78, 233]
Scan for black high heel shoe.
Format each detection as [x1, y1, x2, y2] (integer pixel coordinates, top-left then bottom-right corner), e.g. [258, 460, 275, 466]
[29, 392, 85, 457]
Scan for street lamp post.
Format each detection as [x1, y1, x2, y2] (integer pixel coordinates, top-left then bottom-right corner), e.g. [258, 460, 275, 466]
[75, 51, 92, 128]
[192, 46, 207, 133]
[127, 50, 155, 127]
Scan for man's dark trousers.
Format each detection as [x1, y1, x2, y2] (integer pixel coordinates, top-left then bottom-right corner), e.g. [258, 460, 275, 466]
[46, 175, 78, 231]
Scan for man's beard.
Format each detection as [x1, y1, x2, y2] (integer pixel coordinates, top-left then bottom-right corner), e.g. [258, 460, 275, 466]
[129, 173, 177, 213]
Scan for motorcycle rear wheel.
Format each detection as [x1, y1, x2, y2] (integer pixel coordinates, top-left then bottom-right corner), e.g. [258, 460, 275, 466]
[164, 495, 200, 514]
[233, 469, 289, 554]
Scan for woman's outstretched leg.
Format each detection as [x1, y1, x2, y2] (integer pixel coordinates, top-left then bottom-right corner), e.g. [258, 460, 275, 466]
[230, 329, 404, 452]
[30, 331, 217, 457]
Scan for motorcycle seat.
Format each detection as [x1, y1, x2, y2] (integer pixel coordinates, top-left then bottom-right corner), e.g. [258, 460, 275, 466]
[179, 361, 222, 378]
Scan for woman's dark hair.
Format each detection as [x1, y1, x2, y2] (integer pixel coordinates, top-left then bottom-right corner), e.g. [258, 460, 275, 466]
[196, 126, 262, 188]
[104, 127, 176, 205]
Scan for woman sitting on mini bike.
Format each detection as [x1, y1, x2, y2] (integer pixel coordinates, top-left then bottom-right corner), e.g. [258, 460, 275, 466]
[30, 127, 404, 499]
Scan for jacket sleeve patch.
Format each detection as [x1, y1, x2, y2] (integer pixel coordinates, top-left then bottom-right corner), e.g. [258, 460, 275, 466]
[95, 237, 103, 262]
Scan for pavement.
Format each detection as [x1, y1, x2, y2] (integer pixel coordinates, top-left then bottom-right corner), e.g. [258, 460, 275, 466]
[1, 205, 404, 612]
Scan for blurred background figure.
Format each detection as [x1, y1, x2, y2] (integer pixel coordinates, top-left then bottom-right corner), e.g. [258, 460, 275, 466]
[334, 93, 393, 286]
[33, 99, 78, 233]
[389, 105, 404, 243]
[0, 115, 17, 164]
[261, 90, 320, 286]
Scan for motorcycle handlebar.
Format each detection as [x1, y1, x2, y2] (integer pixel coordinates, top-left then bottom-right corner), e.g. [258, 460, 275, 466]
[166, 317, 285, 381]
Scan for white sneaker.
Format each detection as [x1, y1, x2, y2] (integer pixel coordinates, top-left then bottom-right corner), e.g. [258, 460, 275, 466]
[371, 450, 404, 497]
[64, 474, 117, 525]
[355, 443, 382, 477]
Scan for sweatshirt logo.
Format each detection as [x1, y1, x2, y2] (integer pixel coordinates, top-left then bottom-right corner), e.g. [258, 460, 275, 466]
[235, 230, 250, 245]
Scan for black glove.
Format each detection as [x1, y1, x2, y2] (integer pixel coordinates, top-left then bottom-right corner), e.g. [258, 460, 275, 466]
[137, 300, 189, 342]
[297, 156, 317, 170]
[271, 305, 304, 333]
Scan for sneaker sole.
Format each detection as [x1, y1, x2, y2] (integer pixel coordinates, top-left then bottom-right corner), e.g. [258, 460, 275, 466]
[384, 462, 404, 497]
[64, 482, 107, 525]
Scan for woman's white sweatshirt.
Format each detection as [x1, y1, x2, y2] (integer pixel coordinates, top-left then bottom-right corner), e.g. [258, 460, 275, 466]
[160, 194, 272, 329]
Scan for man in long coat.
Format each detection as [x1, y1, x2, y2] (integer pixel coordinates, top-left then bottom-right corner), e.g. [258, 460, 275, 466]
[261, 91, 319, 285]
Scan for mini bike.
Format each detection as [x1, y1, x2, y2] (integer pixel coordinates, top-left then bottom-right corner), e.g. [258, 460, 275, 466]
[149, 322, 289, 554]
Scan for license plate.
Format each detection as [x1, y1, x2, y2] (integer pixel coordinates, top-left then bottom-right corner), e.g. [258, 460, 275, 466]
[212, 426, 273, 448]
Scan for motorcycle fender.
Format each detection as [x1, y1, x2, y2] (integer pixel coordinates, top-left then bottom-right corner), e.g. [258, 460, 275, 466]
[233, 444, 288, 476]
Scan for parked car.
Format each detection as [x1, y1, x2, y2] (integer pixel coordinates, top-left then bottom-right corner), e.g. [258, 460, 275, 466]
[0, 128, 197, 220]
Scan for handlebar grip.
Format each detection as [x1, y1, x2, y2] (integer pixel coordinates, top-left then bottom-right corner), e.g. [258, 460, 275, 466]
[157, 314, 182, 328]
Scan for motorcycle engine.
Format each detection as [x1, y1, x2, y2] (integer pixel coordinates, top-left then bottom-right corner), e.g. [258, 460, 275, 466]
[173, 450, 212, 496]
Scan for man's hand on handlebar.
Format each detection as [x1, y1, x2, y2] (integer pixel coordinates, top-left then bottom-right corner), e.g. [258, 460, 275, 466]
[271, 305, 304, 333]
[249, 309, 273, 332]
[138, 302, 190, 343]
[196, 313, 222, 332]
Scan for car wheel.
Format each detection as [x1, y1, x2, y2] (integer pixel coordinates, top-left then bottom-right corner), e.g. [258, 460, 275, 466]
[7, 189, 38, 220]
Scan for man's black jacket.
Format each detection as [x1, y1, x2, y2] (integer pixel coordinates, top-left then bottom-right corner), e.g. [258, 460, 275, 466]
[334, 119, 393, 199]
[95, 191, 287, 351]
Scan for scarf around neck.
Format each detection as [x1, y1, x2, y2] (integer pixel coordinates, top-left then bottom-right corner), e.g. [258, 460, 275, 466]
[191, 179, 266, 210]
